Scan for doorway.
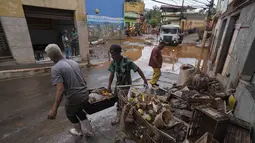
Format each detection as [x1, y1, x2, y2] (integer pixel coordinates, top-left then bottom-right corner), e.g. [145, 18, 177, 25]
[0, 22, 12, 59]
[216, 15, 240, 74]
[23, 6, 75, 62]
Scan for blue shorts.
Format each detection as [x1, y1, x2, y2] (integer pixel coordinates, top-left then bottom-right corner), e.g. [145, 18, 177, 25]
[65, 48, 71, 59]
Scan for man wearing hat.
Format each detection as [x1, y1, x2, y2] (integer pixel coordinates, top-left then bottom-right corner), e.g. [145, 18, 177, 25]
[107, 44, 148, 125]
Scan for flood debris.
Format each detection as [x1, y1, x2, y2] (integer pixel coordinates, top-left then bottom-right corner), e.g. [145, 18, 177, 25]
[195, 132, 219, 143]
[115, 64, 252, 143]
[167, 64, 252, 143]
[90, 38, 105, 45]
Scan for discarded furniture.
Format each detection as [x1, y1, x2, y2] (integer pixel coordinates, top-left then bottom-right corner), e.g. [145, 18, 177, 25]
[224, 116, 251, 143]
[195, 132, 219, 143]
[188, 106, 230, 142]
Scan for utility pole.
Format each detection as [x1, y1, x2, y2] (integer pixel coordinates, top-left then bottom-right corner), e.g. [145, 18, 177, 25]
[196, 0, 214, 71]
[179, 0, 185, 28]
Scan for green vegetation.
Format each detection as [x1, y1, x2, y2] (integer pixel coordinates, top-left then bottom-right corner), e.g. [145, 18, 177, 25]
[144, 6, 161, 28]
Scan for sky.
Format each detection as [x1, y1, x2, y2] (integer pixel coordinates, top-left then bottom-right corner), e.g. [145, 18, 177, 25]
[144, 0, 218, 9]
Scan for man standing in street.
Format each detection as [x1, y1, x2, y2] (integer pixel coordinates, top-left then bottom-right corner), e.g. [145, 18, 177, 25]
[62, 30, 71, 59]
[149, 41, 166, 87]
[107, 44, 148, 125]
[45, 44, 93, 137]
[71, 27, 79, 56]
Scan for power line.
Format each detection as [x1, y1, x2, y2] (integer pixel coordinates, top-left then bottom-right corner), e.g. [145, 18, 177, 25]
[184, 1, 203, 7]
[173, 0, 208, 7]
[164, 0, 178, 5]
[150, 0, 207, 10]
[174, 0, 208, 8]
[151, 0, 178, 6]
[185, 0, 202, 5]
[189, 0, 209, 5]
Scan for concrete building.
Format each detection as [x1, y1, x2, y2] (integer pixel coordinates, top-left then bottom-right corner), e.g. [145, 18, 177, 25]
[86, 0, 124, 40]
[208, 0, 255, 137]
[160, 5, 205, 32]
[0, 0, 89, 64]
[124, 1, 145, 28]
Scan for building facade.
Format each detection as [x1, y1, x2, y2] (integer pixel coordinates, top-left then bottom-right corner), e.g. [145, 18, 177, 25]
[85, 0, 124, 40]
[160, 5, 205, 32]
[208, 0, 255, 137]
[124, 1, 145, 28]
[0, 0, 89, 64]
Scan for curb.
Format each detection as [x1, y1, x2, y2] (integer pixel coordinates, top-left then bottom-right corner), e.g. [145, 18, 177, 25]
[0, 63, 88, 80]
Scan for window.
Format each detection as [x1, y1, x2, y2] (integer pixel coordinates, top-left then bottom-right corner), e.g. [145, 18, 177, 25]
[161, 28, 177, 34]
[164, 8, 179, 12]
[125, 22, 130, 28]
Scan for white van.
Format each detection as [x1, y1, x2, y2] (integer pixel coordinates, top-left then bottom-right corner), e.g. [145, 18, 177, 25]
[159, 24, 183, 45]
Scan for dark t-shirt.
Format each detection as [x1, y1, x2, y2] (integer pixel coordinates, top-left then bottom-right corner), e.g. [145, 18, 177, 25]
[149, 47, 162, 68]
[51, 59, 88, 106]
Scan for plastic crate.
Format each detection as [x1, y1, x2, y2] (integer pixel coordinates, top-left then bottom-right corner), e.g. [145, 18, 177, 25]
[224, 116, 251, 143]
[133, 109, 181, 143]
[195, 132, 219, 143]
[118, 85, 189, 143]
[188, 106, 230, 142]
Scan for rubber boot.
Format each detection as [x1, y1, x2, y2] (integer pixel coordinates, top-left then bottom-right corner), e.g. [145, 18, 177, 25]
[111, 111, 121, 125]
[80, 119, 94, 137]
[69, 123, 82, 136]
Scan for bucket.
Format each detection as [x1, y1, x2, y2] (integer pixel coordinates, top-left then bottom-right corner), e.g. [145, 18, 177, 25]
[153, 110, 173, 129]
[177, 64, 195, 86]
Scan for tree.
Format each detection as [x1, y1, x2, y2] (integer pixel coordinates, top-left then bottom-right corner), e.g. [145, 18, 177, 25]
[144, 6, 161, 27]
[150, 19, 158, 28]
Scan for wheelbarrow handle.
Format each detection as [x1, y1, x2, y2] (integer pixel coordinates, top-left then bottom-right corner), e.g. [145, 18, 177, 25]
[116, 84, 144, 88]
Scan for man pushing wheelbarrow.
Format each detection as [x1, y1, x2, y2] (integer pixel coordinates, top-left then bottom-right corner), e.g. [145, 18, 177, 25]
[107, 44, 148, 125]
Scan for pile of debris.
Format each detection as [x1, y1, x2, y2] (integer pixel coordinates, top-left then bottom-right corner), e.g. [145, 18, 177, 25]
[166, 64, 252, 142]
[116, 65, 252, 143]
[169, 64, 232, 123]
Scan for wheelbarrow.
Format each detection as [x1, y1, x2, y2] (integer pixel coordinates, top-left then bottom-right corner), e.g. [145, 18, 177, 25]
[86, 88, 118, 115]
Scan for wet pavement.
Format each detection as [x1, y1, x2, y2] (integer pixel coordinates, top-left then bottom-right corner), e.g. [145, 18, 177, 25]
[0, 34, 207, 143]
[0, 66, 177, 143]
[94, 34, 207, 74]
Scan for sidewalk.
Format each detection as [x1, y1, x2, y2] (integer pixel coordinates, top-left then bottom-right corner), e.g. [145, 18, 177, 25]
[0, 62, 89, 80]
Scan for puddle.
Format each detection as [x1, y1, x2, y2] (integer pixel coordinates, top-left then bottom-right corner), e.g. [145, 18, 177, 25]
[123, 47, 143, 61]
[93, 38, 208, 74]
[162, 44, 208, 64]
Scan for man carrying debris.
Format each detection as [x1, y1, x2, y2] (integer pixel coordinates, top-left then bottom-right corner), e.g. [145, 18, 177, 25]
[107, 44, 148, 125]
[46, 44, 93, 137]
[149, 41, 166, 88]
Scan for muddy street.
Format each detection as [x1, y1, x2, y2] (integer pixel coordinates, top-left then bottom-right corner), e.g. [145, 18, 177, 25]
[0, 34, 204, 143]
[0, 66, 177, 143]
[94, 34, 207, 74]
[0, 68, 113, 143]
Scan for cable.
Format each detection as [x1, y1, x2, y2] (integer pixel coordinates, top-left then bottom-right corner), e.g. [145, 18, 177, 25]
[164, 0, 178, 5]
[174, 0, 208, 9]
[189, 0, 209, 5]
[183, 0, 201, 5]
[185, 0, 207, 5]
[151, 0, 176, 6]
